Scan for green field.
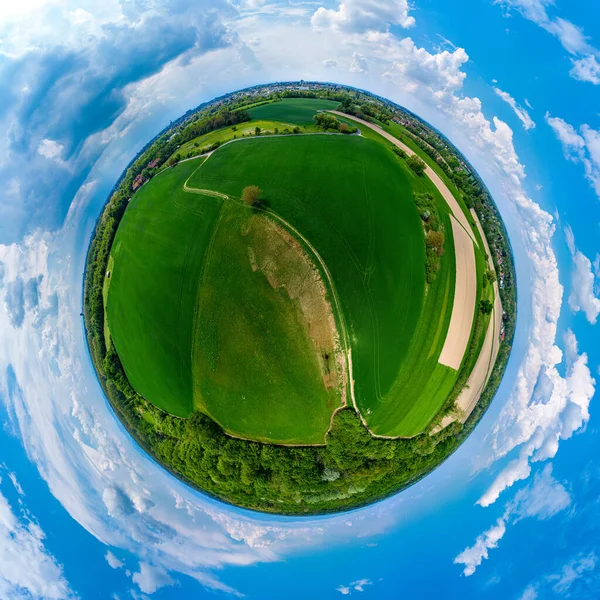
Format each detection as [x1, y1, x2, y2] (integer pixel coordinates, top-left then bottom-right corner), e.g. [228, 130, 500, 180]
[107, 155, 345, 442]
[86, 90, 516, 515]
[106, 158, 219, 417]
[248, 98, 341, 124]
[187, 134, 459, 436]
[191, 202, 344, 444]
[167, 120, 300, 163]
[108, 121, 480, 441]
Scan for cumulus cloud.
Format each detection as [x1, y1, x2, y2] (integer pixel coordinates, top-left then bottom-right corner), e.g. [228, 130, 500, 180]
[0, 476, 75, 599]
[565, 226, 600, 324]
[571, 54, 600, 84]
[105, 551, 124, 570]
[494, 0, 600, 84]
[311, 0, 415, 34]
[546, 113, 600, 200]
[493, 87, 535, 130]
[132, 562, 174, 595]
[456, 465, 571, 576]
[455, 518, 507, 577]
[479, 329, 594, 507]
[349, 52, 368, 73]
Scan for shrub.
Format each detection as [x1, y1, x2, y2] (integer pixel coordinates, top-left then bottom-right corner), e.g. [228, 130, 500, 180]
[425, 230, 445, 249]
[407, 155, 426, 176]
[392, 146, 407, 159]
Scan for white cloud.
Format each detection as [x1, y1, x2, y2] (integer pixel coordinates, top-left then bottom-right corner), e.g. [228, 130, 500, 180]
[457, 465, 570, 576]
[323, 58, 338, 68]
[37, 139, 66, 164]
[546, 113, 600, 199]
[311, 0, 415, 34]
[518, 584, 538, 600]
[510, 464, 571, 521]
[349, 52, 368, 73]
[571, 54, 600, 84]
[132, 562, 174, 595]
[352, 578, 372, 592]
[493, 87, 535, 130]
[0, 480, 75, 599]
[455, 518, 507, 577]
[479, 329, 594, 507]
[494, 0, 600, 84]
[336, 578, 372, 594]
[105, 551, 124, 570]
[550, 552, 597, 594]
[565, 226, 600, 324]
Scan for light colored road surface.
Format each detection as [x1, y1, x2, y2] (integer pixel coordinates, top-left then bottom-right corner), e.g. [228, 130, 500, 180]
[457, 210, 503, 422]
[329, 111, 477, 243]
[432, 211, 503, 432]
[437, 215, 477, 370]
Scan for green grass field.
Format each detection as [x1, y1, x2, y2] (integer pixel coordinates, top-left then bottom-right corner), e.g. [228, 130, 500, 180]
[107, 153, 345, 442]
[106, 157, 219, 417]
[187, 134, 458, 436]
[192, 203, 343, 444]
[167, 120, 300, 163]
[248, 98, 340, 125]
[108, 110, 485, 441]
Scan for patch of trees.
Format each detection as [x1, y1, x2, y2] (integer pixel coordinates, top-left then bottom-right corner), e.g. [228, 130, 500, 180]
[313, 112, 357, 134]
[407, 155, 426, 176]
[414, 193, 444, 284]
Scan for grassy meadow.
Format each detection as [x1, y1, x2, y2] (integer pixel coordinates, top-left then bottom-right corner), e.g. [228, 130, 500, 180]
[248, 98, 341, 124]
[106, 157, 221, 417]
[188, 134, 457, 436]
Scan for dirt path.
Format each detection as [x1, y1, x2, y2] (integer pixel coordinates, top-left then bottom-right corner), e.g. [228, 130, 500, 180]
[328, 111, 477, 245]
[432, 211, 503, 433]
[456, 210, 503, 422]
[438, 215, 477, 370]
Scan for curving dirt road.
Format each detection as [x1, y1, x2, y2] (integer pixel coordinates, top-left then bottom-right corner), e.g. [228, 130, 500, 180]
[438, 215, 477, 370]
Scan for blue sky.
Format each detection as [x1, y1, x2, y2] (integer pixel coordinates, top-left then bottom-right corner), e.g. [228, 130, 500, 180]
[0, 0, 599, 598]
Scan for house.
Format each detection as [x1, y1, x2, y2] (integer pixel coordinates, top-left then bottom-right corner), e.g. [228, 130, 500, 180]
[147, 158, 160, 169]
[132, 173, 146, 191]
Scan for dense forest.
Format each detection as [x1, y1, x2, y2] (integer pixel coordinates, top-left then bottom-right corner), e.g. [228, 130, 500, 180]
[84, 82, 517, 515]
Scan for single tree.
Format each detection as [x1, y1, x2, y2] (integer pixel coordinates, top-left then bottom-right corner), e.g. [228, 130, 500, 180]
[242, 185, 261, 206]
[255, 126, 261, 136]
